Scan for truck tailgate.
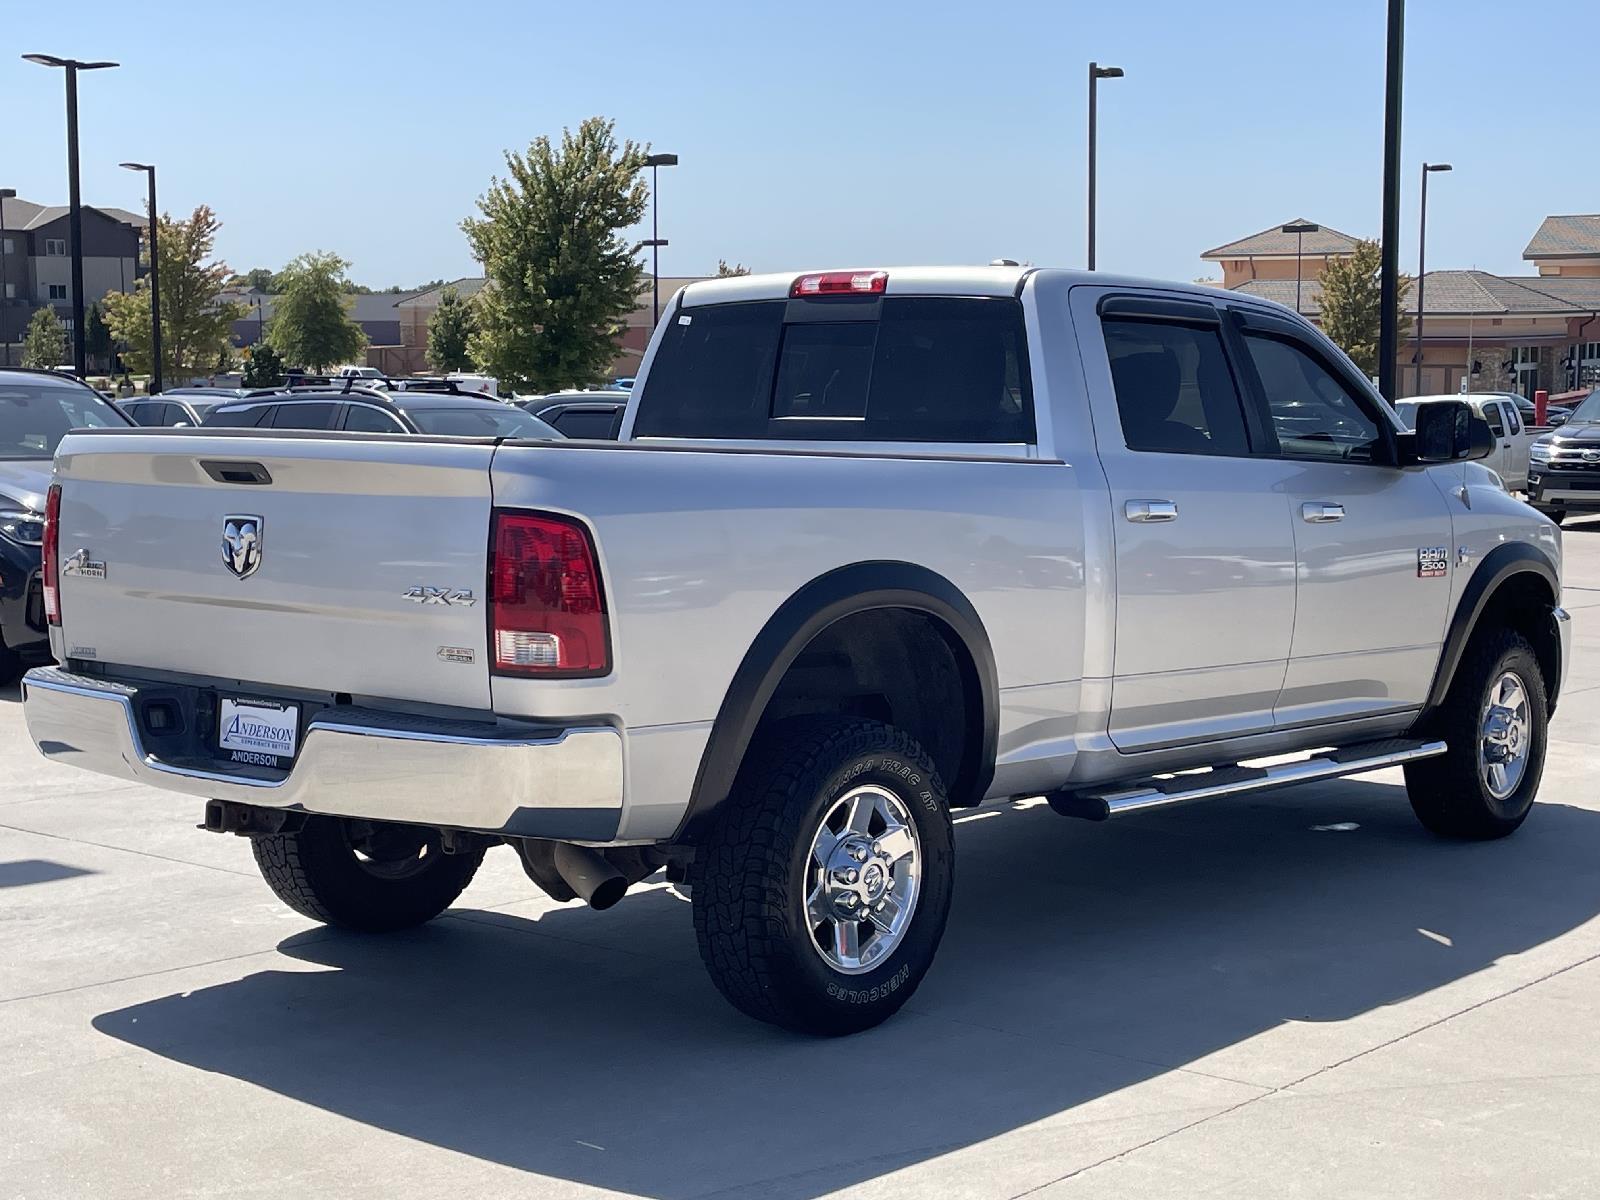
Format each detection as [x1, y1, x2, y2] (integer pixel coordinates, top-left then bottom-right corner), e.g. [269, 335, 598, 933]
[52, 431, 496, 710]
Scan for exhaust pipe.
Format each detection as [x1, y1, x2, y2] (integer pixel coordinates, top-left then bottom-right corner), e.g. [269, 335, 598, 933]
[552, 842, 628, 911]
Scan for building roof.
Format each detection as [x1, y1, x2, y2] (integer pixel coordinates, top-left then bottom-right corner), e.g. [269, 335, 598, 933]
[1233, 270, 1592, 318]
[1523, 214, 1600, 260]
[224, 291, 409, 324]
[396, 277, 489, 307]
[1202, 219, 1362, 260]
[0, 195, 147, 232]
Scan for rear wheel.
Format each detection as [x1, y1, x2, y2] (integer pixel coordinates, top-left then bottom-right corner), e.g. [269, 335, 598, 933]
[250, 816, 484, 931]
[690, 717, 954, 1035]
[1404, 629, 1547, 840]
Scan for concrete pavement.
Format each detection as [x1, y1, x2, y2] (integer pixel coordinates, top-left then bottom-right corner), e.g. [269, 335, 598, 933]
[4, 523, 1600, 1199]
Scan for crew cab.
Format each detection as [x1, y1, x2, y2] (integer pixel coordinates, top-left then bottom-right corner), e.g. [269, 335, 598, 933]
[23, 266, 1571, 1035]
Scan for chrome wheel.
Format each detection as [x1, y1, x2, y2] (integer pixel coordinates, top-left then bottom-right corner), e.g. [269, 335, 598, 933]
[1479, 671, 1532, 801]
[805, 784, 922, 975]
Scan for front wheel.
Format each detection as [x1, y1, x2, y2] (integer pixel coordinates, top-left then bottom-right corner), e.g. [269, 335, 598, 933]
[251, 815, 485, 931]
[1404, 629, 1548, 840]
[690, 717, 954, 1035]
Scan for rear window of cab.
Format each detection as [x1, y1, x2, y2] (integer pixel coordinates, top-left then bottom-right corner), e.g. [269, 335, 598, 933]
[633, 295, 1034, 443]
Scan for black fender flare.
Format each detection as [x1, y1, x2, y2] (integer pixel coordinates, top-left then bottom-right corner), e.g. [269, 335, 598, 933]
[1418, 541, 1560, 719]
[673, 561, 998, 842]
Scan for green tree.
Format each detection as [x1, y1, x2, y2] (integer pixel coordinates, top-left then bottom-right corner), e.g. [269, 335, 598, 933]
[85, 302, 112, 370]
[266, 251, 367, 371]
[426, 285, 477, 371]
[21, 308, 68, 369]
[716, 259, 751, 277]
[1317, 238, 1412, 377]
[462, 117, 649, 390]
[103, 205, 246, 380]
[241, 267, 276, 292]
[240, 342, 284, 388]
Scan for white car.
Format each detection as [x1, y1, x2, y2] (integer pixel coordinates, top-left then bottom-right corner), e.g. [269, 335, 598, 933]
[1396, 393, 1539, 490]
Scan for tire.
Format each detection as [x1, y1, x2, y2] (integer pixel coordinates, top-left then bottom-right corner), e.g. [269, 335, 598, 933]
[250, 815, 485, 932]
[690, 717, 955, 1036]
[0, 642, 21, 687]
[1404, 628, 1548, 840]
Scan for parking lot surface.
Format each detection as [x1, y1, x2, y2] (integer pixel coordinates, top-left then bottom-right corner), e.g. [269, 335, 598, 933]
[4, 522, 1600, 1199]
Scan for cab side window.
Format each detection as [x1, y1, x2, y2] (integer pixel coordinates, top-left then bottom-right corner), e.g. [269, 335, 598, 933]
[1501, 401, 1521, 435]
[343, 404, 406, 432]
[1481, 402, 1505, 437]
[270, 402, 338, 430]
[1241, 333, 1382, 462]
[1102, 318, 1251, 456]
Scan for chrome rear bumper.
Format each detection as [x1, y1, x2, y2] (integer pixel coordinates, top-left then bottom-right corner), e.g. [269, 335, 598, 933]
[22, 667, 624, 840]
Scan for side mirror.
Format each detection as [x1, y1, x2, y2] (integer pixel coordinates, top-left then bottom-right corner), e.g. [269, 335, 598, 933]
[1400, 400, 1496, 464]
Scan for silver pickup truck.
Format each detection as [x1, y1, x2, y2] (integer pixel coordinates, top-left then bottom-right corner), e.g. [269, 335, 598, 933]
[23, 266, 1571, 1035]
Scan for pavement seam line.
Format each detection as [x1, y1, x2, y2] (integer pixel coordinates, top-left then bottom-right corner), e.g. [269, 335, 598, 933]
[0, 818, 258, 878]
[1006, 947, 1600, 1197]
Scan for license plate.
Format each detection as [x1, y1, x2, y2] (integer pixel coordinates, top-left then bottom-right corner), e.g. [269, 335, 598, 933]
[218, 698, 299, 767]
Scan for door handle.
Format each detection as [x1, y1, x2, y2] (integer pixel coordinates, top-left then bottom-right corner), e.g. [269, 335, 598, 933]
[1125, 499, 1178, 523]
[1301, 502, 1345, 523]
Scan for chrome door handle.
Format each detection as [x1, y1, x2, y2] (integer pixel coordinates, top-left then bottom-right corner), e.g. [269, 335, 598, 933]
[1125, 499, 1178, 523]
[1302, 502, 1345, 523]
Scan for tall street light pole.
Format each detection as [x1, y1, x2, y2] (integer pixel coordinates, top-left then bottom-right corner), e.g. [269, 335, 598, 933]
[1087, 62, 1124, 271]
[1281, 221, 1320, 315]
[23, 54, 119, 378]
[0, 188, 14, 365]
[1376, 1, 1404, 399]
[1412, 162, 1452, 397]
[119, 162, 162, 392]
[643, 152, 678, 327]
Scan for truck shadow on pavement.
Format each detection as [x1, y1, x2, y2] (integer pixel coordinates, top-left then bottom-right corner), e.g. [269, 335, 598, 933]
[93, 779, 1600, 1199]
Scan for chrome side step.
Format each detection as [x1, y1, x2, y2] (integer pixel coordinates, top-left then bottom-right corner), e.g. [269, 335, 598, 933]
[1046, 738, 1447, 822]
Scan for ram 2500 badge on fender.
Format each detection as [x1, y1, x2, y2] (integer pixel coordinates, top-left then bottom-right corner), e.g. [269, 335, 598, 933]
[24, 266, 1571, 1035]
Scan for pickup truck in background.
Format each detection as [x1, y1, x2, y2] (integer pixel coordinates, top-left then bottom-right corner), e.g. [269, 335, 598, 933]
[23, 266, 1571, 1034]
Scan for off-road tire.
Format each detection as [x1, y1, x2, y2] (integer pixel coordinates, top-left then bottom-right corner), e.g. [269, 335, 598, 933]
[1404, 628, 1547, 840]
[251, 815, 484, 931]
[690, 717, 955, 1036]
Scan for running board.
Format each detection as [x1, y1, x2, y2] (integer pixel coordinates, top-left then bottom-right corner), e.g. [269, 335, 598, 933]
[1046, 738, 1448, 821]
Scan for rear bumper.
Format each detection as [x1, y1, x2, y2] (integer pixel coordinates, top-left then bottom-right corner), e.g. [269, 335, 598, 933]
[21, 667, 624, 840]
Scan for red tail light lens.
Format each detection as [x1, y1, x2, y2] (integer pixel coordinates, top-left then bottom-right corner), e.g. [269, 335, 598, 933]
[490, 511, 610, 676]
[790, 270, 888, 298]
[42, 483, 61, 626]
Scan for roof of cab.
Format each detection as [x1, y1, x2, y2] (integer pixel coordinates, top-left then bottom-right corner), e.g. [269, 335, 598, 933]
[674, 265, 1295, 314]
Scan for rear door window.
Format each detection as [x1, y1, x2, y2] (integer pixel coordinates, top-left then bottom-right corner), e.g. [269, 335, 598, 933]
[1102, 318, 1251, 456]
[633, 295, 1033, 442]
[124, 402, 166, 427]
[205, 404, 271, 428]
[271, 402, 338, 430]
[549, 408, 623, 439]
[343, 404, 406, 432]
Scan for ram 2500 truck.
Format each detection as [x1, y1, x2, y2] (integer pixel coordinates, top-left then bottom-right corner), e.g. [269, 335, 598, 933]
[23, 266, 1571, 1035]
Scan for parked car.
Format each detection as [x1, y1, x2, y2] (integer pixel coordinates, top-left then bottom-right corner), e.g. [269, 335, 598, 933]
[1509, 392, 1571, 428]
[1396, 393, 1540, 489]
[22, 266, 1569, 1035]
[0, 367, 133, 681]
[528, 391, 628, 439]
[1527, 387, 1600, 525]
[121, 388, 252, 428]
[202, 386, 561, 438]
[611, 375, 637, 390]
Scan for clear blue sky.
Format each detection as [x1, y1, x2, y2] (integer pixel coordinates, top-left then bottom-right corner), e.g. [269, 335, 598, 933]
[3, 0, 1591, 288]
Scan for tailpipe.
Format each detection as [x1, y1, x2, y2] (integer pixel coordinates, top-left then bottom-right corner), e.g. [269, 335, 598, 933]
[552, 842, 628, 911]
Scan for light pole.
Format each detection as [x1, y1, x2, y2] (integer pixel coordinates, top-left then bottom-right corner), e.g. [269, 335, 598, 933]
[0, 188, 14, 365]
[119, 162, 162, 392]
[643, 152, 678, 326]
[1087, 62, 1124, 271]
[1411, 161, 1451, 397]
[1376, 0, 1404, 400]
[1281, 221, 1320, 315]
[23, 54, 119, 378]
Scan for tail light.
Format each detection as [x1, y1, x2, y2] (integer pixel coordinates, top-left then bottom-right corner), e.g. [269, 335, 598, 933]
[489, 510, 610, 676]
[790, 270, 888, 298]
[42, 483, 61, 626]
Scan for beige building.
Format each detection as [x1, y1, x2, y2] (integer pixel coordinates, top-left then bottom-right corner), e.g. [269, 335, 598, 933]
[1205, 216, 1600, 397]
